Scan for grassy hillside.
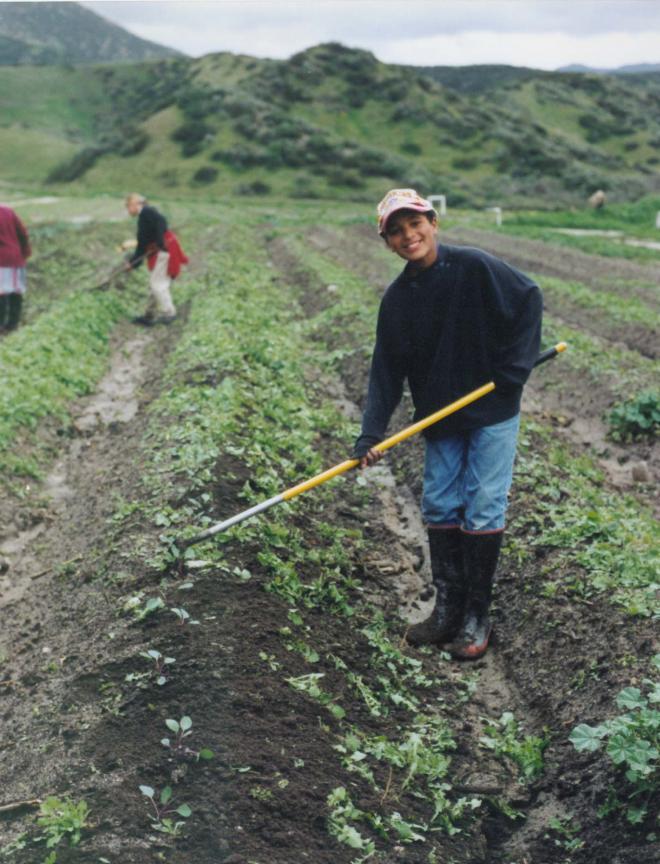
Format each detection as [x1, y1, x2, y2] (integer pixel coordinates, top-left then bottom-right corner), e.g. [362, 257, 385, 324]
[1, 43, 659, 208]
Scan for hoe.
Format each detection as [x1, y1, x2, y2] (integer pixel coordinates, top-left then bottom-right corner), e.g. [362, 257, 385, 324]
[183, 342, 567, 546]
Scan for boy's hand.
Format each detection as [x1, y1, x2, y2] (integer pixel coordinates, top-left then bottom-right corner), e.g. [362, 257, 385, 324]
[359, 447, 384, 469]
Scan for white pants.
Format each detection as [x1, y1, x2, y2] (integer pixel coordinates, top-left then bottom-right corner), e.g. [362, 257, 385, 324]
[146, 252, 176, 318]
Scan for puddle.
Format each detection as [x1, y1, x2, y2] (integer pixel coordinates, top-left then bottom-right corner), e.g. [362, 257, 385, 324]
[74, 336, 147, 432]
[4, 196, 59, 206]
[624, 238, 660, 251]
[552, 228, 624, 237]
[551, 227, 660, 251]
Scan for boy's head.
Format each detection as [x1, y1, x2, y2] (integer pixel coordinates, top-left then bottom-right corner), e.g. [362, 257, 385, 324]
[377, 188, 436, 236]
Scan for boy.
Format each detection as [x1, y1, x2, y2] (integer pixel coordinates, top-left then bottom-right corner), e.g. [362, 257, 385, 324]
[355, 189, 542, 659]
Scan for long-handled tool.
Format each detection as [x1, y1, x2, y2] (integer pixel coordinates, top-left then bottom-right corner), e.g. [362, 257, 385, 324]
[93, 252, 148, 291]
[183, 342, 567, 546]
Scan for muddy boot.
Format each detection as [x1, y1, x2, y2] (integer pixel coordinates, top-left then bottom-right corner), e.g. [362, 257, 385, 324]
[406, 527, 466, 647]
[449, 531, 503, 660]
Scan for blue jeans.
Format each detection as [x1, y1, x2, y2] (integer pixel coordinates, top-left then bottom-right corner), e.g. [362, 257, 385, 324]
[422, 414, 520, 532]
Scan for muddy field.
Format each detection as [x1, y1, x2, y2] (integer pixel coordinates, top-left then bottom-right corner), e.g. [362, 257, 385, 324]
[0, 202, 658, 864]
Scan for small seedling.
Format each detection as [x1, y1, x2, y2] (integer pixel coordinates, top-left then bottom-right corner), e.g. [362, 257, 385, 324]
[140, 648, 176, 685]
[139, 785, 191, 836]
[124, 593, 165, 621]
[161, 715, 214, 761]
[170, 606, 200, 626]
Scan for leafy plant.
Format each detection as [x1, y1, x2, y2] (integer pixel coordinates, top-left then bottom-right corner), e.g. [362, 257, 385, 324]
[139, 785, 191, 836]
[170, 606, 200, 626]
[161, 715, 214, 761]
[36, 796, 89, 850]
[545, 814, 585, 854]
[123, 593, 165, 621]
[327, 787, 376, 861]
[607, 391, 660, 442]
[480, 712, 548, 783]
[286, 673, 346, 719]
[570, 666, 659, 823]
[140, 648, 176, 685]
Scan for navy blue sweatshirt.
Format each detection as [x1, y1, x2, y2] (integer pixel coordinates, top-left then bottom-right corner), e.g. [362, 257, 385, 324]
[354, 243, 543, 457]
[130, 205, 167, 268]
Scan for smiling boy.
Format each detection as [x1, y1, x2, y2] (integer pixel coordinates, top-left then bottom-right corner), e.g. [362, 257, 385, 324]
[355, 189, 543, 659]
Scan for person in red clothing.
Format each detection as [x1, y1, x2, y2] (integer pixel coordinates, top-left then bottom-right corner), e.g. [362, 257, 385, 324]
[124, 193, 187, 326]
[0, 204, 31, 332]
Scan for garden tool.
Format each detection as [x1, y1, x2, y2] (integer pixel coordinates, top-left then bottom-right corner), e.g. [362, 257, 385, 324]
[93, 251, 147, 291]
[182, 342, 567, 546]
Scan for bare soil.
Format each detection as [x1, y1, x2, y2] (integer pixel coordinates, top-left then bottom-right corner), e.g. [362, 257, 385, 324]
[0, 221, 658, 864]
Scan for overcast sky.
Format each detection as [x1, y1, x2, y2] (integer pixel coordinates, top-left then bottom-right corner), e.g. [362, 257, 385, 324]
[83, 1, 660, 70]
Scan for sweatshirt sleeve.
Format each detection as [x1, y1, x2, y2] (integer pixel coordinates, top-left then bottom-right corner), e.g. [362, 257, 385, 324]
[480, 256, 543, 390]
[353, 300, 406, 458]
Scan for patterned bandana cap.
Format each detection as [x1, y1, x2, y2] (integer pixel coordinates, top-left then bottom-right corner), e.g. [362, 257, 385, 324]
[377, 188, 435, 235]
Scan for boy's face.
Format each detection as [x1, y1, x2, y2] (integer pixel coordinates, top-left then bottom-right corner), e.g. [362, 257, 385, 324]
[383, 211, 438, 268]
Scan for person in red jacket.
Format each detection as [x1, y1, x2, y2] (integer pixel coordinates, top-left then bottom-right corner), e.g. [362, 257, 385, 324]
[124, 193, 187, 326]
[0, 204, 31, 333]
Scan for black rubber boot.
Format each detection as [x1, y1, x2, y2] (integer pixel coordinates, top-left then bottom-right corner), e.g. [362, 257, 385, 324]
[131, 314, 155, 326]
[6, 294, 23, 330]
[406, 527, 466, 647]
[449, 531, 503, 660]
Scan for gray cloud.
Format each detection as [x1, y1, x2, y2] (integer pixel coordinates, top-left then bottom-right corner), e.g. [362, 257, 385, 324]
[84, 1, 660, 66]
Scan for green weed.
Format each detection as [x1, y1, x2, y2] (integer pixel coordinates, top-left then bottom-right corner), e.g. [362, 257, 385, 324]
[479, 712, 548, 783]
[608, 391, 660, 442]
[570, 660, 659, 824]
[36, 796, 89, 851]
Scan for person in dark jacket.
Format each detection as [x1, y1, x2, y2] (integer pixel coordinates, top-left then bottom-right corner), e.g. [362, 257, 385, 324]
[355, 189, 543, 660]
[125, 193, 177, 326]
[0, 204, 31, 332]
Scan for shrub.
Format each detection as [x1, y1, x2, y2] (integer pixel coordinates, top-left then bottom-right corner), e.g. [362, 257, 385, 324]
[400, 141, 422, 156]
[171, 120, 213, 157]
[607, 391, 660, 442]
[235, 180, 271, 195]
[117, 128, 150, 157]
[192, 166, 218, 185]
[45, 147, 105, 183]
[452, 156, 479, 170]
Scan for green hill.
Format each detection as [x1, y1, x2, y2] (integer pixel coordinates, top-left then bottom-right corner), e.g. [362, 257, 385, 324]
[1, 42, 659, 208]
[0, 1, 181, 65]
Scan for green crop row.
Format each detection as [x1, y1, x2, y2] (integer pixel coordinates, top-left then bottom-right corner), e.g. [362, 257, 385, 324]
[533, 273, 659, 329]
[0, 286, 132, 478]
[541, 316, 659, 401]
[513, 420, 659, 618]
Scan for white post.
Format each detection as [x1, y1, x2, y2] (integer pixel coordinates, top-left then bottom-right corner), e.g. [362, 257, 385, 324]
[428, 195, 447, 216]
[485, 206, 502, 226]
[655, 211, 660, 229]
